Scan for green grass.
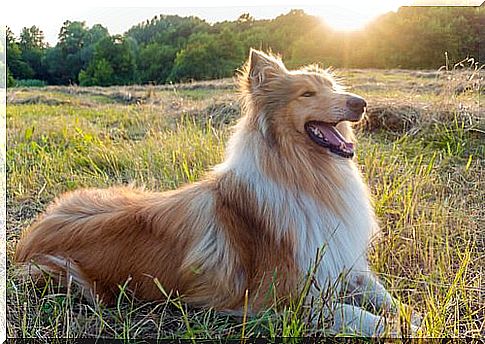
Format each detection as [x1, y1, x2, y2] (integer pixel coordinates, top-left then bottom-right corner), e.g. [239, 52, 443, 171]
[6, 68, 484, 339]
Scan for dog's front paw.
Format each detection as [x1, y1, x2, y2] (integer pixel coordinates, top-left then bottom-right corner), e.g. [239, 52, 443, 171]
[400, 309, 424, 337]
[410, 310, 423, 328]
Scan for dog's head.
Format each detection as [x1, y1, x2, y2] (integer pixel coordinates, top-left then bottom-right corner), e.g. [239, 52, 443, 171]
[239, 49, 366, 159]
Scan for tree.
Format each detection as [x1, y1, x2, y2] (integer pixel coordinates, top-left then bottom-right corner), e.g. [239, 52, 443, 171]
[238, 13, 254, 24]
[79, 24, 110, 69]
[79, 35, 136, 86]
[56, 21, 89, 83]
[126, 14, 209, 47]
[137, 43, 177, 84]
[42, 21, 110, 84]
[169, 33, 218, 82]
[168, 28, 244, 82]
[6, 27, 34, 80]
[19, 26, 46, 80]
[19, 26, 46, 51]
[79, 58, 114, 86]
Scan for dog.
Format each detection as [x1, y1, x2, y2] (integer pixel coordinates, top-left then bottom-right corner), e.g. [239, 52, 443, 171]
[15, 49, 420, 336]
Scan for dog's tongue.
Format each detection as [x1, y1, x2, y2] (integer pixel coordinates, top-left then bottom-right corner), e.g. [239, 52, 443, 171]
[315, 123, 354, 151]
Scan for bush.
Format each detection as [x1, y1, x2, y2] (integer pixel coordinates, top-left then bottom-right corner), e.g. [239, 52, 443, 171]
[14, 79, 46, 87]
[79, 58, 115, 86]
[7, 69, 16, 88]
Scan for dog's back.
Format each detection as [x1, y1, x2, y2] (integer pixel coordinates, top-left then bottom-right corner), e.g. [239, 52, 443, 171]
[16, 186, 210, 304]
[15, 175, 302, 310]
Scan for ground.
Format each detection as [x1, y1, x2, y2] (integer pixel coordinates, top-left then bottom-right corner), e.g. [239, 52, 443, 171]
[6, 66, 484, 339]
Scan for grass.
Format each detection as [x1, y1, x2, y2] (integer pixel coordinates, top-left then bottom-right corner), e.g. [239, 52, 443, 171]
[6, 67, 484, 339]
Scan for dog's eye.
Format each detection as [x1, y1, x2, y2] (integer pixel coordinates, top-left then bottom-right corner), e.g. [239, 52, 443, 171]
[301, 91, 316, 97]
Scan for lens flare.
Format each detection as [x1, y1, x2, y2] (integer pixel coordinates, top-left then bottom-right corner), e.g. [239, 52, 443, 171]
[306, 1, 404, 31]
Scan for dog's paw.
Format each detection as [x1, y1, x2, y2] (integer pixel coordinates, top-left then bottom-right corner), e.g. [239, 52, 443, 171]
[410, 310, 423, 328]
[387, 306, 424, 337]
[399, 310, 424, 337]
[385, 321, 420, 338]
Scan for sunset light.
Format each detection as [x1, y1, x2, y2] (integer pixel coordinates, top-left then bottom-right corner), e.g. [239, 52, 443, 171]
[308, 1, 404, 31]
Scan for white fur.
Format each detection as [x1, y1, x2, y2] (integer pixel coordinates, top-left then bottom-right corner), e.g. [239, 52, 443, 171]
[216, 120, 378, 296]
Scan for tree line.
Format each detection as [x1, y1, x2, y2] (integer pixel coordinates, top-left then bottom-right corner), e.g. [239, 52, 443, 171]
[6, 6, 483, 87]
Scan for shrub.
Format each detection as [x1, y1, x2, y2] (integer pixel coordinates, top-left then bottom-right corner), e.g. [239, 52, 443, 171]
[7, 68, 16, 88]
[14, 79, 46, 87]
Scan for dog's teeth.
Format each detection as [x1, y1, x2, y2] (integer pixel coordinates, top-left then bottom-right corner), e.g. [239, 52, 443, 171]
[311, 127, 323, 138]
[341, 145, 351, 153]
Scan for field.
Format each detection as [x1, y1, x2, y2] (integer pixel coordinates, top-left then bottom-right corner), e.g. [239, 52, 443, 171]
[6, 67, 484, 339]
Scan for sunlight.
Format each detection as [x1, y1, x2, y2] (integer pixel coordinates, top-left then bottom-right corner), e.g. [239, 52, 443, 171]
[307, 1, 405, 31]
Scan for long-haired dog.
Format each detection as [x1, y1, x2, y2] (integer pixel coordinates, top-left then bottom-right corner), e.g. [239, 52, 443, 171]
[15, 49, 420, 336]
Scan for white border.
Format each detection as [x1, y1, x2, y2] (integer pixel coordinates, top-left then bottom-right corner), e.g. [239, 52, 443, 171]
[0, 2, 481, 342]
[1, 24, 6, 344]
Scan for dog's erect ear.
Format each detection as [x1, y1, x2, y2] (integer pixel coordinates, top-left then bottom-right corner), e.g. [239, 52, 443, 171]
[248, 49, 285, 88]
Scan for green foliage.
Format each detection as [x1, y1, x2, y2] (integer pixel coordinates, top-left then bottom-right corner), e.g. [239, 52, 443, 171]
[41, 46, 67, 84]
[169, 30, 243, 82]
[45, 21, 110, 84]
[126, 14, 210, 47]
[6, 7, 484, 86]
[7, 27, 35, 80]
[283, 7, 484, 69]
[17, 26, 47, 81]
[137, 43, 177, 84]
[7, 67, 15, 88]
[80, 35, 136, 86]
[14, 79, 47, 87]
[19, 26, 46, 50]
[79, 59, 113, 86]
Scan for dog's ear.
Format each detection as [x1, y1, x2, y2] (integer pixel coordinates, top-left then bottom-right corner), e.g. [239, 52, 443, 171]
[248, 49, 286, 88]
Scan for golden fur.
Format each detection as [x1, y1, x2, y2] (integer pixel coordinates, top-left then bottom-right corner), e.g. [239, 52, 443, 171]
[15, 50, 419, 335]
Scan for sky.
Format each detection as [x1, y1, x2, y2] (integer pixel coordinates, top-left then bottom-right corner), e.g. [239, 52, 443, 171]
[3, 0, 482, 46]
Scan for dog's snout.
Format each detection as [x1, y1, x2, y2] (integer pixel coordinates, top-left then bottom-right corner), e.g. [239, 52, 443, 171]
[346, 96, 367, 114]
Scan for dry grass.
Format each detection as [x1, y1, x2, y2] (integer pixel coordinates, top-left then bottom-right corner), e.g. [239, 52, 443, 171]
[6, 66, 484, 339]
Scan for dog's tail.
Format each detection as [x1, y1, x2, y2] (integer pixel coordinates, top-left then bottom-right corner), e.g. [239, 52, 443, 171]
[15, 212, 105, 303]
[14, 253, 104, 304]
[14, 188, 134, 304]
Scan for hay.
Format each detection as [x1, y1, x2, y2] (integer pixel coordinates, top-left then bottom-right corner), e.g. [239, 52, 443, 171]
[8, 95, 72, 106]
[187, 101, 241, 128]
[362, 102, 422, 133]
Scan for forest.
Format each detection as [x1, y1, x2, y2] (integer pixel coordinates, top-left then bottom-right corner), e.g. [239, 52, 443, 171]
[6, 6, 484, 87]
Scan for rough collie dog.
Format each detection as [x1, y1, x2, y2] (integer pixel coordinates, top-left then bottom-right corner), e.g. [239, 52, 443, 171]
[15, 49, 420, 336]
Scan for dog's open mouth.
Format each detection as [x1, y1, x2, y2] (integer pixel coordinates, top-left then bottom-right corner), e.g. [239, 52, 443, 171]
[305, 121, 354, 158]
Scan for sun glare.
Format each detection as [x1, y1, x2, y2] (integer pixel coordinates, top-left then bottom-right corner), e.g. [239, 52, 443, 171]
[308, 1, 404, 31]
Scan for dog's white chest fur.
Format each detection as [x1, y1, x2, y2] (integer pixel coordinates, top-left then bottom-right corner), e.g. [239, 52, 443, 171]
[256, 163, 377, 291]
[217, 132, 378, 292]
[292, 163, 378, 292]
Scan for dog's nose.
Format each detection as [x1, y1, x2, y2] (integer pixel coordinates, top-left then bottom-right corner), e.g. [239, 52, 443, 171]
[346, 96, 367, 114]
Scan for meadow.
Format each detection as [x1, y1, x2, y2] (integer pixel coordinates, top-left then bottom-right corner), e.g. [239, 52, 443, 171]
[6, 66, 484, 339]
